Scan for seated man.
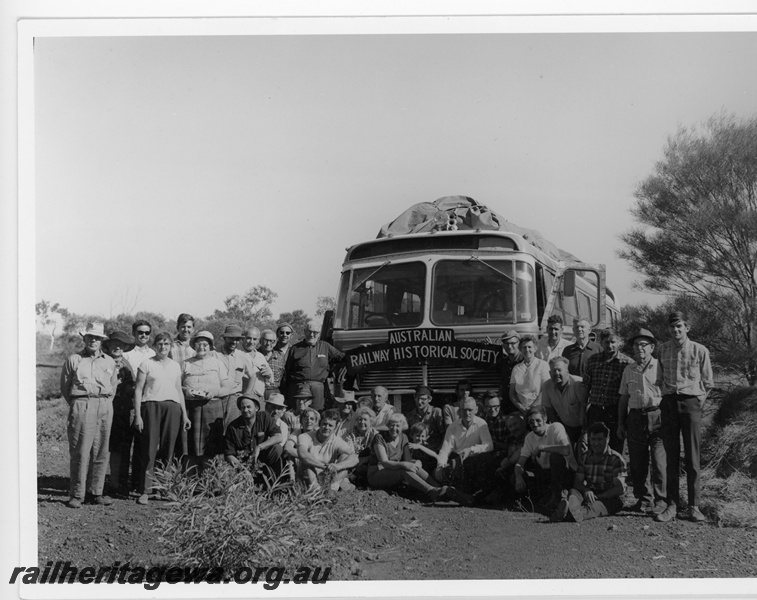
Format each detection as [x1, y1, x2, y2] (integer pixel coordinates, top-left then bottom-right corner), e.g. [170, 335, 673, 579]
[514, 405, 576, 511]
[297, 409, 359, 492]
[435, 397, 494, 503]
[282, 384, 313, 436]
[406, 385, 445, 451]
[552, 421, 627, 522]
[224, 395, 284, 479]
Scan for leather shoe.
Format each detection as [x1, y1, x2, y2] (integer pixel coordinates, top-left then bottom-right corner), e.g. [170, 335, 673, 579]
[550, 491, 569, 522]
[654, 503, 676, 522]
[688, 506, 706, 522]
[66, 498, 82, 509]
[92, 495, 113, 506]
[567, 495, 584, 522]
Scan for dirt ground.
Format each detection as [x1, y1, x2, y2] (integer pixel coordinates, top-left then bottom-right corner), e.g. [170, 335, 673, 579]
[37, 401, 757, 582]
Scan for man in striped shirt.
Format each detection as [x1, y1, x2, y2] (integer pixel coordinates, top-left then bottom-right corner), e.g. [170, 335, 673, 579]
[654, 312, 713, 523]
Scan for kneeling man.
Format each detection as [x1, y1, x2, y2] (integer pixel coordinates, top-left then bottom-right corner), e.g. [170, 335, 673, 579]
[224, 395, 284, 478]
[552, 421, 626, 522]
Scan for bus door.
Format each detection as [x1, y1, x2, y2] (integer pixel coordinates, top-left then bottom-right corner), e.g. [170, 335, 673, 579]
[540, 262, 608, 335]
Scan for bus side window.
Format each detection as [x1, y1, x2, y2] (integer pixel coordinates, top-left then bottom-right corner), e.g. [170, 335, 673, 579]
[535, 263, 546, 323]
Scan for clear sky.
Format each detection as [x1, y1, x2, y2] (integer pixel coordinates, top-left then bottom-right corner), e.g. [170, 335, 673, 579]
[34, 28, 757, 323]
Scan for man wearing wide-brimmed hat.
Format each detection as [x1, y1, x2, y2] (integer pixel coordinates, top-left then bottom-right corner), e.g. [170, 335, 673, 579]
[333, 390, 358, 439]
[60, 323, 119, 508]
[215, 324, 255, 429]
[618, 327, 666, 515]
[102, 331, 137, 496]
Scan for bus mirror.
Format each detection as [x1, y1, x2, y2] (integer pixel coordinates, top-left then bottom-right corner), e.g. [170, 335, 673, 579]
[563, 270, 576, 297]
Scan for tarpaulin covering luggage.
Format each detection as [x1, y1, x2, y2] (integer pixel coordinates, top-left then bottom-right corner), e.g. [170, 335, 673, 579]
[377, 196, 580, 263]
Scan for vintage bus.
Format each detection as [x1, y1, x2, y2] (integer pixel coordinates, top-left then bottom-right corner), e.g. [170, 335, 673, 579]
[323, 198, 620, 399]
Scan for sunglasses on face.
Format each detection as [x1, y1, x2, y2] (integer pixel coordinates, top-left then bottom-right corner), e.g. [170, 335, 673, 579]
[279, 331, 292, 336]
[136, 331, 151, 336]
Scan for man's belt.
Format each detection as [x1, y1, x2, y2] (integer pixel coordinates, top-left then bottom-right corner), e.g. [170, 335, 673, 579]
[71, 393, 110, 399]
[630, 406, 660, 414]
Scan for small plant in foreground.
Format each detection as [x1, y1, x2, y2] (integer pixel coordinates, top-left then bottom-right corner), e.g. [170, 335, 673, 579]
[153, 458, 339, 572]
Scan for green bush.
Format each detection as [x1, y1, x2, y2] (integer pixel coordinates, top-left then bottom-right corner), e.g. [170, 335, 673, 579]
[153, 458, 339, 573]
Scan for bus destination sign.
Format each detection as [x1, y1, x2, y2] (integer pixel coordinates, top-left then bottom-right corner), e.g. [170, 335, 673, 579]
[343, 328, 501, 375]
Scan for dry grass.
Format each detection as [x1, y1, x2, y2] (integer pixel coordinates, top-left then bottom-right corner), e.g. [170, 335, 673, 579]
[700, 387, 757, 528]
[153, 458, 341, 573]
[36, 397, 68, 443]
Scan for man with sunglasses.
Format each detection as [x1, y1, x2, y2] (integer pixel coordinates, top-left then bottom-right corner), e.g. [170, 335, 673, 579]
[124, 320, 155, 375]
[282, 321, 344, 411]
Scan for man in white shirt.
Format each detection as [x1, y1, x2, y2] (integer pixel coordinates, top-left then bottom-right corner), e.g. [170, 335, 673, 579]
[435, 398, 494, 502]
[371, 386, 397, 431]
[514, 405, 576, 511]
[536, 314, 570, 361]
[124, 319, 155, 376]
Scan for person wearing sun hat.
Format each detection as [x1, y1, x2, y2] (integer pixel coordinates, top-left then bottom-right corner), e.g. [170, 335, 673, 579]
[102, 331, 137, 496]
[333, 390, 359, 439]
[60, 323, 119, 508]
[180, 331, 235, 472]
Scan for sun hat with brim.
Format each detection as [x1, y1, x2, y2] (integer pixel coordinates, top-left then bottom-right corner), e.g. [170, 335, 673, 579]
[630, 328, 656, 345]
[103, 331, 136, 352]
[191, 330, 215, 350]
[265, 393, 287, 408]
[79, 322, 108, 340]
[238, 395, 263, 410]
[334, 390, 357, 405]
[500, 329, 521, 343]
[221, 325, 244, 339]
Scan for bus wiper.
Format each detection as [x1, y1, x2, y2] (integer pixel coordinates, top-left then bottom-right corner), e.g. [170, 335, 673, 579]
[467, 255, 515, 282]
[351, 260, 392, 293]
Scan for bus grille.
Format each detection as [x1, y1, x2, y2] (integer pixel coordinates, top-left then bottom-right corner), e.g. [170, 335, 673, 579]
[355, 365, 501, 394]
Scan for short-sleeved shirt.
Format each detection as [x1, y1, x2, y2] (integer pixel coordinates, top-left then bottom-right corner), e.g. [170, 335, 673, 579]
[181, 355, 230, 398]
[215, 348, 254, 395]
[577, 447, 627, 494]
[562, 341, 602, 380]
[242, 349, 274, 397]
[169, 339, 196, 364]
[297, 430, 354, 465]
[373, 403, 397, 429]
[619, 358, 662, 410]
[520, 422, 577, 470]
[541, 378, 587, 428]
[265, 347, 288, 391]
[370, 431, 410, 464]
[510, 358, 551, 409]
[535, 337, 570, 362]
[655, 339, 714, 401]
[584, 352, 634, 408]
[284, 340, 344, 384]
[437, 416, 493, 466]
[138, 357, 182, 403]
[124, 346, 155, 377]
[224, 412, 281, 457]
[60, 349, 118, 399]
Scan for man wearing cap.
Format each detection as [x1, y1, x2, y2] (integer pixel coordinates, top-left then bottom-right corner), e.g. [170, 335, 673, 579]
[169, 313, 196, 364]
[370, 385, 397, 432]
[283, 321, 344, 411]
[618, 328, 666, 515]
[541, 356, 588, 453]
[282, 384, 313, 436]
[406, 386, 445, 451]
[498, 330, 524, 413]
[60, 323, 119, 508]
[224, 395, 283, 477]
[264, 393, 290, 449]
[584, 328, 634, 455]
[102, 331, 137, 496]
[536, 315, 570, 361]
[241, 326, 274, 401]
[654, 312, 713, 523]
[334, 390, 358, 439]
[215, 325, 256, 429]
[561, 317, 602, 381]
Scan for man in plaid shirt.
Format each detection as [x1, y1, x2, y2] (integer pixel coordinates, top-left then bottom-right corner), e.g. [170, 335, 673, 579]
[584, 328, 634, 454]
[654, 311, 713, 524]
[551, 421, 626, 522]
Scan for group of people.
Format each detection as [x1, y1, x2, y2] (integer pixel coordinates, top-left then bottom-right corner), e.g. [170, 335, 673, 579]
[59, 310, 713, 524]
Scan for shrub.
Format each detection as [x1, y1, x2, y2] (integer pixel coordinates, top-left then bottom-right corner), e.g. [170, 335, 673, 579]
[37, 398, 68, 443]
[153, 458, 340, 573]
